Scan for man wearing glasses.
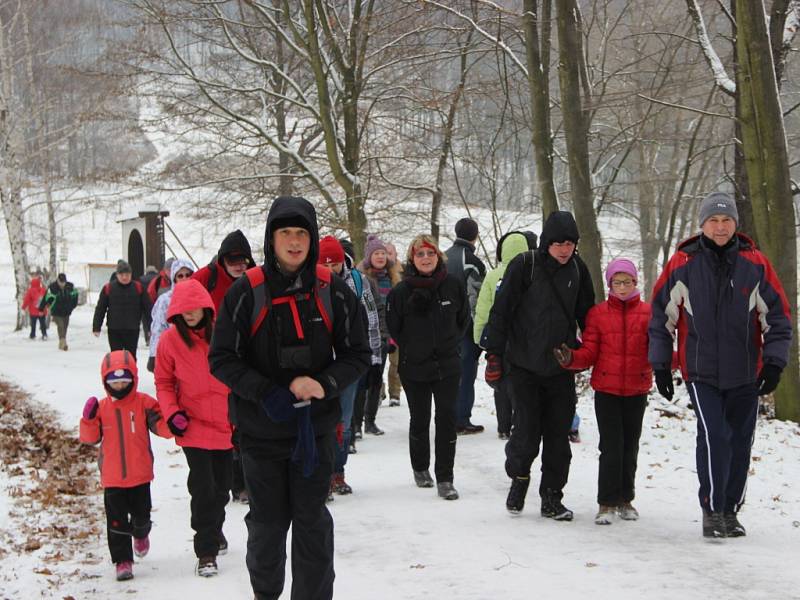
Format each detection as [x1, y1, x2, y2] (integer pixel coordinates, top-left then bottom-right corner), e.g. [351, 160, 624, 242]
[483, 211, 595, 521]
[649, 191, 791, 538]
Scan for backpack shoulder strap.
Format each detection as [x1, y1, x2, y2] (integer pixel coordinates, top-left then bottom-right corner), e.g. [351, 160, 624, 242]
[314, 265, 334, 334]
[245, 267, 268, 337]
[134, 281, 143, 294]
[522, 250, 536, 288]
[351, 268, 363, 299]
[207, 262, 218, 292]
[103, 282, 111, 296]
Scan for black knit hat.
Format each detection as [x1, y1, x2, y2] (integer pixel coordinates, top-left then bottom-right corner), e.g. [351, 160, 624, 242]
[116, 260, 132, 274]
[454, 217, 479, 241]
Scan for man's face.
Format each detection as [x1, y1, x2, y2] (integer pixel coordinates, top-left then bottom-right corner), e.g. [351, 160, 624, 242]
[223, 255, 249, 279]
[319, 262, 343, 276]
[57, 280, 66, 289]
[117, 272, 132, 285]
[701, 215, 736, 247]
[547, 241, 576, 265]
[272, 227, 311, 273]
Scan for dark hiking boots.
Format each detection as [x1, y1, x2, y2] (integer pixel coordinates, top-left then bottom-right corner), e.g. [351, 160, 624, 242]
[413, 470, 434, 488]
[724, 512, 746, 537]
[506, 476, 530, 514]
[437, 482, 459, 500]
[702, 511, 726, 538]
[541, 489, 574, 521]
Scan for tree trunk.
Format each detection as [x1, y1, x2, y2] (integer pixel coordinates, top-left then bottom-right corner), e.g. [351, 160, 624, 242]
[1, 184, 31, 330]
[554, 0, 604, 301]
[736, 0, 799, 421]
[523, 0, 559, 218]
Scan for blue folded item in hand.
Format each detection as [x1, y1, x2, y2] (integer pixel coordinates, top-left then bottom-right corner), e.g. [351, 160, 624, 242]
[261, 387, 298, 422]
[292, 404, 319, 478]
[261, 387, 319, 477]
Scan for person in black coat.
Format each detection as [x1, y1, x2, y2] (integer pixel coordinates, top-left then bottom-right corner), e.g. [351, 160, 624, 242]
[41, 273, 79, 350]
[387, 234, 469, 501]
[484, 211, 595, 521]
[93, 261, 152, 360]
[139, 265, 159, 344]
[209, 196, 369, 600]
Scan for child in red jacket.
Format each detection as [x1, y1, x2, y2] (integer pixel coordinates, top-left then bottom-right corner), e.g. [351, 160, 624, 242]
[554, 258, 651, 525]
[21, 275, 48, 340]
[154, 279, 232, 578]
[79, 350, 172, 581]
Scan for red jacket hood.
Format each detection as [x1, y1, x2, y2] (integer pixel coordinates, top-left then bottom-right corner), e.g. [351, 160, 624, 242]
[100, 350, 139, 402]
[30, 278, 43, 289]
[167, 278, 215, 322]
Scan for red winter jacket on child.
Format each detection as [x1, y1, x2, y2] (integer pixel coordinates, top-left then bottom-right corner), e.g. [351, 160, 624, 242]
[80, 350, 172, 488]
[568, 293, 653, 397]
[154, 279, 232, 450]
[22, 279, 46, 317]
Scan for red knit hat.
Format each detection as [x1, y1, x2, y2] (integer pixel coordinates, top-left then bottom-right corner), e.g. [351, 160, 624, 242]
[318, 235, 345, 265]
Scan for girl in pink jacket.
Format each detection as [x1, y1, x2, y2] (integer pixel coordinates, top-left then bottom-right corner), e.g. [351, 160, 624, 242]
[154, 279, 233, 578]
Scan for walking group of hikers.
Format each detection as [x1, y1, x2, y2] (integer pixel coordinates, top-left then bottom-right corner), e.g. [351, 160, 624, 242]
[54, 191, 791, 599]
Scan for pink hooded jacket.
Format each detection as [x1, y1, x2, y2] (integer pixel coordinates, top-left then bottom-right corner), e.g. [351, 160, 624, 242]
[154, 279, 232, 450]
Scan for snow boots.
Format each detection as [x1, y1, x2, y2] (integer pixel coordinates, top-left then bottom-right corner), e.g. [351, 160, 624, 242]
[331, 472, 353, 495]
[506, 476, 530, 514]
[724, 512, 746, 537]
[540, 489, 574, 521]
[437, 482, 459, 500]
[196, 556, 218, 577]
[115, 561, 133, 581]
[702, 511, 726, 538]
[133, 535, 149, 558]
[413, 470, 434, 488]
[595, 505, 615, 525]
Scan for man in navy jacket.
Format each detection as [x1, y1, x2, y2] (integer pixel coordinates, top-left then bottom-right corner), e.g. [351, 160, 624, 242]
[649, 191, 791, 538]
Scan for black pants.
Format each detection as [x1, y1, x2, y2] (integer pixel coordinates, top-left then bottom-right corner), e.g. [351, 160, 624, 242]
[231, 429, 246, 496]
[183, 447, 233, 558]
[104, 483, 152, 564]
[505, 367, 576, 498]
[240, 433, 335, 600]
[29, 315, 47, 338]
[594, 392, 647, 505]
[352, 358, 385, 430]
[108, 329, 139, 360]
[401, 374, 459, 483]
[495, 379, 514, 436]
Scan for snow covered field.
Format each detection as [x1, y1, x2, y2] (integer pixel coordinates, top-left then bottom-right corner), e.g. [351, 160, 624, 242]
[0, 283, 799, 599]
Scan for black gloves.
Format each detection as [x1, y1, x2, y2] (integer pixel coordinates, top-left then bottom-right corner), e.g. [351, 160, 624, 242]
[654, 369, 674, 401]
[167, 411, 189, 437]
[757, 364, 782, 395]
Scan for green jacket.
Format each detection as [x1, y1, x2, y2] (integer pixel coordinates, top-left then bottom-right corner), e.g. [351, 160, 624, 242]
[473, 232, 529, 345]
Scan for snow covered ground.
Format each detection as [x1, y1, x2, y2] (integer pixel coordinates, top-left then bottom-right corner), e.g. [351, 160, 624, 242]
[0, 286, 799, 599]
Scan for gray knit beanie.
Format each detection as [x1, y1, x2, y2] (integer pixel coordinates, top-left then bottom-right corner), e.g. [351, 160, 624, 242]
[698, 191, 738, 227]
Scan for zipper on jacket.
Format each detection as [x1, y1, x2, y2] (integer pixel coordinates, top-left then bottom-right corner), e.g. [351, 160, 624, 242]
[621, 300, 628, 396]
[115, 408, 127, 480]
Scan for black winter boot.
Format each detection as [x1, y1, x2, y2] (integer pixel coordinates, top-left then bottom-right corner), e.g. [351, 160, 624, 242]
[506, 476, 530, 514]
[541, 489, 574, 521]
[723, 512, 745, 537]
[702, 510, 726, 538]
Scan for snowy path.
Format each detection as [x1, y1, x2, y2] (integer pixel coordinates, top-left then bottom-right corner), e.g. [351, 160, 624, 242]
[0, 302, 799, 599]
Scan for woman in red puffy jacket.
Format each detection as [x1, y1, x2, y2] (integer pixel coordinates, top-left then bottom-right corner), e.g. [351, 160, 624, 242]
[154, 279, 232, 577]
[554, 258, 651, 526]
[22, 275, 48, 339]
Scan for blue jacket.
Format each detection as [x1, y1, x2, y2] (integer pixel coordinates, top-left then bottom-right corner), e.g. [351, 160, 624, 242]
[648, 233, 791, 390]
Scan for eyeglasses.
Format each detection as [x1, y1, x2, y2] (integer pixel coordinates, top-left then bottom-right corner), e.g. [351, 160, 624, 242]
[414, 250, 437, 259]
[611, 279, 635, 287]
[224, 256, 248, 266]
[174, 272, 192, 280]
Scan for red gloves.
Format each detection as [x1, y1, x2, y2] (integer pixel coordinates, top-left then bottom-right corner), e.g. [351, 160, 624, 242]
[485, 354, 503, 390]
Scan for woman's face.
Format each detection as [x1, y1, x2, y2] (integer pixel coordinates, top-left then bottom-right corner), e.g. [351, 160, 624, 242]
[371, 249, 388, 270]
[182, 308, 205, 327]
[412, 246, 438, 275]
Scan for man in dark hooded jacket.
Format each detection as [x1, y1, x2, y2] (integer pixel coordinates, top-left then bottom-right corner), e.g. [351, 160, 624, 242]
[192, 229, 256, 310]
[484, 211, 595, 521]
[209, 196, 370, 600]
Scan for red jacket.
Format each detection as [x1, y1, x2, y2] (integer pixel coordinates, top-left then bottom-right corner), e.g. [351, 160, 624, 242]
[568, 293, 653, 397]
[191, 263, 236, 311]
[22, 279, 46, 317]
[154, 279, 232, 450]
[79, 350, 172, 488]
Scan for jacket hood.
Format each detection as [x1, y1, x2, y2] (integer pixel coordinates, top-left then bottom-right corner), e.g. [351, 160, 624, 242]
[539, 211, 579, 254]
[167, 279, 215, 322]
[100, 350, 139, 401]
[497, 232, 529, 264]
[169, 258, 195, 290]
[30, 278, 43, 289]
[263, 196, 319, 277]
[216, 230, 255, 267]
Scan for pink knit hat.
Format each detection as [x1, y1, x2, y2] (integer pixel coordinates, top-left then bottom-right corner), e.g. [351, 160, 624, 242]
[605, 258, 638, 287]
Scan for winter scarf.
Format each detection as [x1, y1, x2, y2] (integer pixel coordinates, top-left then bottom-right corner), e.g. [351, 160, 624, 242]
[404, 263, 448, 313]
